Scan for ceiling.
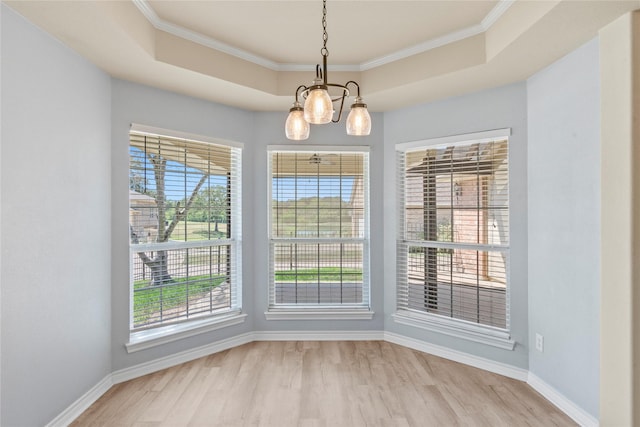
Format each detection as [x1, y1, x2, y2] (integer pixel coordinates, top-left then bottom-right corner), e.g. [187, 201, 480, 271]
[5, 0, 640, 112]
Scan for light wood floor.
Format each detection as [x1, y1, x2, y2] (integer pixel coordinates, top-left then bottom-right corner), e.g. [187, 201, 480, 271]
[72, 341, 576, 426]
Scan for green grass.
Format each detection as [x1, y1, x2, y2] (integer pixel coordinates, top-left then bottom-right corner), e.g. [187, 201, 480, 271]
[182, 248, 229, 266]
[275, 267, 362, 282]
[169, 221, 228, 241]
[194, 229, 227, 239]
[133, 275, 226, 327]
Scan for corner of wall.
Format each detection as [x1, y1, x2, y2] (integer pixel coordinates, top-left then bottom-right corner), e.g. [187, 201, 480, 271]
[599, 11, 637, 425]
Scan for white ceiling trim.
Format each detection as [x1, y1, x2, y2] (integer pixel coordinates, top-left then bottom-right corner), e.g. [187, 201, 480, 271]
[277, 63, 361, 72]
[359, 0, 515, 71]
[481, 0, 515, 29]
[359, 23, 485, 71]
[133, 0, 515, 72]
[132, 0, 281, 70]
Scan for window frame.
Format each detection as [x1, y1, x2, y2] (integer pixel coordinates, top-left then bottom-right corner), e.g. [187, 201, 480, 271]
[126, 124, 245, 352]
[265, 145, 374, 320]
[394, 129, 514, 350]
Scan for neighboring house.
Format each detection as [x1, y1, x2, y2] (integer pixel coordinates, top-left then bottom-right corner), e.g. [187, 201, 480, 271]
[404, 142, 508, 281]
[129, 190, 158, 243]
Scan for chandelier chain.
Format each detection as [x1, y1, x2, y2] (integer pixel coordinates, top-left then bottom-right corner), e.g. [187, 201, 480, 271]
[321, 0, 328, 57]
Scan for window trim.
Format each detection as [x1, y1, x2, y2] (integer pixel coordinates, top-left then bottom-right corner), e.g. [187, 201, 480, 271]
[264, 309, 374, 321]
[392, 309, 515, 350]
[395, 128, 512, 347]
[266, 145, 372, 318]
[130, 123, 244, 149]
[128, 123, 244, 341]
[126, 311, 248, 353]
[395, 128, 511, 152]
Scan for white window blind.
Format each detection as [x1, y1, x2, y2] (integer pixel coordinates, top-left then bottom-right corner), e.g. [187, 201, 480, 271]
[268, 147, 370, 309]
[129, 128, 242, 331]
[397, 135, 509, 330]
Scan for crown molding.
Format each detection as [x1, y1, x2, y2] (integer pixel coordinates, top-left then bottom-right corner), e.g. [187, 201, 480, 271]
[278, 63, 361, 72]
[359, 0, 516, 72]
[132, 0, 281, 71]
[132, 0, 515, 72]
[359, 23, 485, 71]
[482, 0, 515, 30]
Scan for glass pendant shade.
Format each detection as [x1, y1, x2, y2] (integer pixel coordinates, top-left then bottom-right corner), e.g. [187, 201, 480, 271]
[346, 97, 371, 136]
[285, 102, 310, 140]
[304, 80, 333, 124]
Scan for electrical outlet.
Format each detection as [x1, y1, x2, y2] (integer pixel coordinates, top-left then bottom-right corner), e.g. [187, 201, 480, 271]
[535, 333, 544, 352]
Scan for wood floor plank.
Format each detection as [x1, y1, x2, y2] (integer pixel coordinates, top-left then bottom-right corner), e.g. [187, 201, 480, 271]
[184, 369, 227, 427]
[139, 363, 201, 423]
[73, 341, 577, 426]
[160, 366, 216, 426]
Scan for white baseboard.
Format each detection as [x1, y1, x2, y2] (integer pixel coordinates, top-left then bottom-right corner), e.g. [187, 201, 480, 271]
[253, 330, 385, 341]
[50, 330, 594, 427]
[112, 332, 253, 384]
[45, 374, 113, 427]
[384, 331, 529, 381]
[527, 373, 599, 427]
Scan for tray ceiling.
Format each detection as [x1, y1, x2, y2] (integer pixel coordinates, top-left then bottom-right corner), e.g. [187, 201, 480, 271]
[5, 0, 639, 112]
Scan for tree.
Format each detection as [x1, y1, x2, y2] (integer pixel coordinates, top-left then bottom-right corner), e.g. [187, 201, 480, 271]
[129, 158, 148, 193]
[130, 154, 208, 287]
[187, 185, 228, 232]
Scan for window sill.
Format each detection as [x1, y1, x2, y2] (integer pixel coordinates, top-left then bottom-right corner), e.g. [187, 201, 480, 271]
[264, 309, 375, 321]
[392, 310, 515, 350]
[126, 311, 247, 353]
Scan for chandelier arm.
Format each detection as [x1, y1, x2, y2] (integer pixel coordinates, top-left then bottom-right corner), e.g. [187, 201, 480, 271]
[332, 91, 347, 123]
[345, 80, 361, 97]
[325, 83, 350, 101]
[294, 85, 308, 103]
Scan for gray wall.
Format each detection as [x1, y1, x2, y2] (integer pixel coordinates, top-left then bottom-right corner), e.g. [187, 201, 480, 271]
[111, 79, 255, 371]
[1, 5, 112, 426]
[383, 83, 529, 368]
[527, 38, 601, 417]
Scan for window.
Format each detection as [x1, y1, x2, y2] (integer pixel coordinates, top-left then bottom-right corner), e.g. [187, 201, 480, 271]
[396, 130, 511, 346]
[267, 146, 371, 318]
[129, 125, 242, 337]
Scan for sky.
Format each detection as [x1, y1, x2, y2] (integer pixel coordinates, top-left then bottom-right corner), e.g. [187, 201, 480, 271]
[131, 147, 355, 202]
[130, 147, 227, 201]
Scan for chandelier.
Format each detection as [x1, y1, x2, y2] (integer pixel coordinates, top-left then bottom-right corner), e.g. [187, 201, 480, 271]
[285, 0, 372, 140]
